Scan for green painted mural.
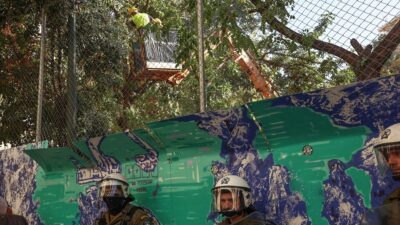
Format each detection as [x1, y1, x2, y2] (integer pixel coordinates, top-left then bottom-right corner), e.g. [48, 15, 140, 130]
[1, 74, 400, 225]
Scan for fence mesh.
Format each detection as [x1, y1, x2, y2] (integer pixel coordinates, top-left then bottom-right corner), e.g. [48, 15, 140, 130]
[290, 0, 399, 47]
[1, 0, 400, 148]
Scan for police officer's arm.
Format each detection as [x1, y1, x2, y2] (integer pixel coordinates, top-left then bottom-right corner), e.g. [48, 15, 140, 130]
[137, 215, 158, 225]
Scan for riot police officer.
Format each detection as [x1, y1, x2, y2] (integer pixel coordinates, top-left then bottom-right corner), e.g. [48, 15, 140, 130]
[361, 123, 400, 225]
[0, 197, 28, 225]
[95, 173, 160, 225]
[211, 175, 275, 225]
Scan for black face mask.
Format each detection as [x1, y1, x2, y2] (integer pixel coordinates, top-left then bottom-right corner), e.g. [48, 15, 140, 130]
[103, 197, 128, 215]
[221, 210, 241, 218]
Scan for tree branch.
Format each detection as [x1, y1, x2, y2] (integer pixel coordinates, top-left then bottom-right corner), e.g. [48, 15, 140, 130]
[249, 0, 358, 65]
[363, 20, 400, 76]
[262, 58, 316, 72]
[270, 17, 359, 66]
[250, 0, 400, 79]
[262, 51, 320, 64]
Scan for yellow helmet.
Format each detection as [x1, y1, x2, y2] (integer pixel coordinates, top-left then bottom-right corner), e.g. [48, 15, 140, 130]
[127, 6, 138, 14]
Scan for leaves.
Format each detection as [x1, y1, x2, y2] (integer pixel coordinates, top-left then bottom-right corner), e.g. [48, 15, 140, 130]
[0, 0, 356, 146]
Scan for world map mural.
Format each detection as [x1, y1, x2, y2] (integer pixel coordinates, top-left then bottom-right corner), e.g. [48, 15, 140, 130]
[1, 74, 400, 225]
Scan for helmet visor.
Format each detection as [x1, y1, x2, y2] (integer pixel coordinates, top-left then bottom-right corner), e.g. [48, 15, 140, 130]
[212, 188, 245, 214]
[98, 180, 128, 198]
[375, 143, 400, 178]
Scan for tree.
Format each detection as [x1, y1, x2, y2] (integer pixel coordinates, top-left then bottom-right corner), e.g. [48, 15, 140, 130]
[0, 0, 42, 145]
[247, 0, 400, 80]
[1, 0, 201, 145]
[0, 0, 369, 146]
[380, 16, 400, 76]
[171, 0, 353, 96]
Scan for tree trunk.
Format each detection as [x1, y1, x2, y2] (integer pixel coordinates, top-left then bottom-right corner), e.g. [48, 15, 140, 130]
[118, 34, 150, 132]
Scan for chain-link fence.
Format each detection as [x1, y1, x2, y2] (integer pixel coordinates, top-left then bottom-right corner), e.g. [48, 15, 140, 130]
[287, 0, 400, 79]
[1, 0, 400, 148]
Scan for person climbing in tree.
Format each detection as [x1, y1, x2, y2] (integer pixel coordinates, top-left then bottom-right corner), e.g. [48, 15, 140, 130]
[125, 6, 163, 73]
[127, 6, 163, 30]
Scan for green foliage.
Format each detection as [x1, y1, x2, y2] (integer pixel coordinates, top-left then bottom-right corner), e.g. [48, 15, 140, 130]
[264, 47, 353, 95]
[0, 0, 356, 146]
[0, 0, 41, 145]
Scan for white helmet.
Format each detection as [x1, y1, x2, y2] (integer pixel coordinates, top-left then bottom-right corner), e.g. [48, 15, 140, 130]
[374, 123, 400, 179]
[98, 173, 129, 198]
[211, 175, 252, 216]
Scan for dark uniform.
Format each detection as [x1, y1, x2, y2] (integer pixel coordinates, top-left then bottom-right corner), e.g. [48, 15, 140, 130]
[96, 204, 160, 225]
[217, 211, 275, 225]
[0, 215, 28, 225]
[360, 189, 400, 225]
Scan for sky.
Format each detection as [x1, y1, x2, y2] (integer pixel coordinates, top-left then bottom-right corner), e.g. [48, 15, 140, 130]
[288, 0, 400, 49]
